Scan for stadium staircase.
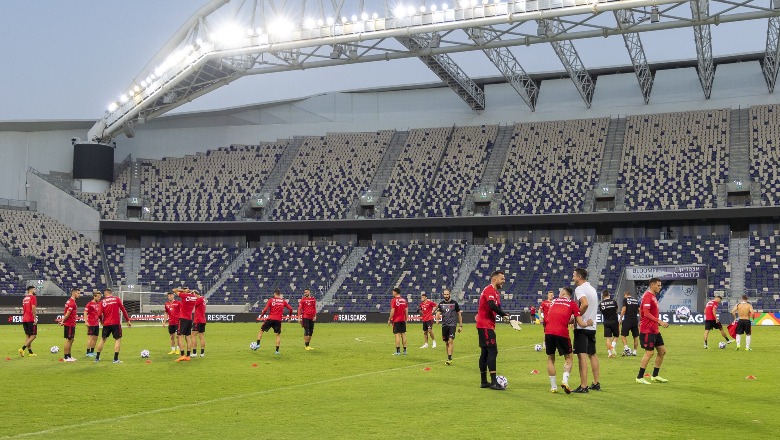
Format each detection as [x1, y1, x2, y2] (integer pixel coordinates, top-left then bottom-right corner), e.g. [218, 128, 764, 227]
[724, 108, 751, 207]
[728, 236, 749, 301]
[586, 241, 611, 291]
[452, 243, 485, 301]
[258, 137, 301, 220]
[205, 247, 254, 298]
[475, 125, 514, 216]
[0, 243, 38, 283]
[123, 247, 141, 286]
[415, 126, 454, 217]
[99, 241, 114, 288]
[591, 117, 627, 212]
[349, 131, 408, 219]
[320, 246, 367, 307]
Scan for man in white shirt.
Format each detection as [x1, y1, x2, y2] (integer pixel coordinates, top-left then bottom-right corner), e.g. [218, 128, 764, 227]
[572, 267, 601, 393]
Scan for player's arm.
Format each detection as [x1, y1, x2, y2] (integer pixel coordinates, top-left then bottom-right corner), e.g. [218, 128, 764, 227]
[487, 300, 508, 319]
[312, 300, 317, 321]
[578, 295, 589, 315]
[388, 307, 395, 326]
[574, 315, 593, 328]
[731, 304, 738, 320]
[457, 310, 463, 332]
[286, 302, 294, 318]
[32, 304, 38, 323]
[60, 307, 71, 326]
[120, 303, 132, 326]
[620, 305, 626, 323]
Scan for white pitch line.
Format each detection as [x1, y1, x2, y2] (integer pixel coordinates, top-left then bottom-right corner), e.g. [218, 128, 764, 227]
[2, 344, 531, 439]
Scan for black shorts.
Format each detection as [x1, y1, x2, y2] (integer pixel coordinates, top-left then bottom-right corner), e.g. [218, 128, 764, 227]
[302, 318, 315, 336]
[22, 322, 37, 336]
[640, 332, 664, 350]
[87, 325, 100, 336]
[261, 319, 282, 334]
[621, 322, 639, 338]
[477, 328, 497, 348]
[441, 325, 456, 341]
[63, 325, 76, 340]
[177, 319, 193, 336]
[392, 322, 407, 334]
[704, 320, 723, 331]
[194, 323, 206, 333]
[736, 319, 752, 335]
[573, 329, 597, 355]
[603, 322, 619, 338]
[422, 320, 434, 331]
[102, 324, 123, 340]
[545, 334, 573, 356]
[167, 324, 178, 335]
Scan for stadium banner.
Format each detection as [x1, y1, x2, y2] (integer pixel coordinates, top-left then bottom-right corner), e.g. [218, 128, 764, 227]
[597, 312, 709, 325]
[753, 312, 780, 326]
[625, 265, 707, 281]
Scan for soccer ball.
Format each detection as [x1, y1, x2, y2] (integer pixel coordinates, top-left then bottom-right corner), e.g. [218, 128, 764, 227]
[718, 342, 727, 349]
[675, 306, 691, 320]
[50, 346, 59, 354]
[140, 350, 150, 358]
[623, 348, 632, 356]
[249, 342, 259, 351]
[496, 375, 508, 389]
[534, 343, 543, 352]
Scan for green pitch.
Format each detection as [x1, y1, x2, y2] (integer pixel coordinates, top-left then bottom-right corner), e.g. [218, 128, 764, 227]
[1, 323, 777, 439]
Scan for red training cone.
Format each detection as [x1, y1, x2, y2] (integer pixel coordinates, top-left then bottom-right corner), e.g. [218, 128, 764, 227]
[746, 375, 757, 380]
[531, 369, 539, 374]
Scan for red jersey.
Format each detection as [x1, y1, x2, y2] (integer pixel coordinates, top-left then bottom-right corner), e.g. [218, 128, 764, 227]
[530, 306, 537, 315]
[704, 300, 719, 321]
[262, 297, 293, 321]
[193, 297, 207, 324]
[85, 300, 101, 326]
[178, 291, 197, 320]
[540, 299, 552, 322]
[298, 296, 317, 319]
[165, 301, 181, 325]
[476, 285, 501, 330]
[99, 295, 130, 326]
[418, 300, 436, 321]
[390, 297, 408, 323]
[62, 297, 78, 327]
[544, 297, 581, 338]
[639, 291, 660, 334]
[22, 294, 37, 322]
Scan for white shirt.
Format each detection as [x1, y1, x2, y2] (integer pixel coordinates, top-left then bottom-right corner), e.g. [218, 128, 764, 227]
[575, 281, 598, 330]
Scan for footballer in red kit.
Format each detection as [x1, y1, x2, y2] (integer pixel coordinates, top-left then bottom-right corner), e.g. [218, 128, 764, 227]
[418, 293, 437, 349]
[164, 292, 181, 355]
[477, 270, 509, 390]
[175, 287, 198, 361]
[544, 287, 594, 394]
[702, 295, 731, 348]
[298, 288, 317, 350]
[59, 288, 81, 361]
[636, 278, 670, 384]
[540, 291, 554, 329]
[192, 291, 207, 357]
[19, 285, 38, 357]
[255, 289, 294, 354]
[84, 290, 102, 357]
[388, 288, 408, 355]
[94, 288, 132, 364]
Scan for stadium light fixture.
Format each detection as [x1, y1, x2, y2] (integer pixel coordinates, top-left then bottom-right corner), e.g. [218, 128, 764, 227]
[107, 102, 118, 112]
[442, 3, 449, 10]
[362, 12, 369, 20]
[119, 94, 128, 104]
[650, 6, 660, 23]
[326, 16, 335, 25]
[372, 12, 379, 19]
[431, 4, 438, 11]
[537, 22, 547, 36]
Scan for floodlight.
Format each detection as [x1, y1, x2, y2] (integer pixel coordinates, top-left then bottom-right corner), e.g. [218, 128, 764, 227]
[442, 3, 449, 11]
[107, 102, 118, 112]
[537, 22, 546, 36]
[372, 12, 379, 19]
[352, 14, 358, 21]
[326, 16, 335, 25]
[361, 12, 369, 20]
[650, 6, 659, 23]
[394, 5, 406, 17]
[119, 94, 128, 104]
[431, 4, 438, 11]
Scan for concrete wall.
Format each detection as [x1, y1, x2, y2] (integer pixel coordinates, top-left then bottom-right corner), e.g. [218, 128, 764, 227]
[26, 171, 101, 241]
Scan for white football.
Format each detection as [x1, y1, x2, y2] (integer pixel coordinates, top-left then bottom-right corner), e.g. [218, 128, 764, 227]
[718, 342, 726, 349]
[675, 306, 691, 320]
[50, 346, 59, 354]
[534, 343, 543, 352]
[250, 342, 258, 350]
[140, 349, 150, 358]
[496, 375, 508, 389]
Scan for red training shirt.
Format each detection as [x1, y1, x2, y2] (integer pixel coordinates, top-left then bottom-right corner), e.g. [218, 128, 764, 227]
[476, 285, 501, 330]
[640, 291, 660, 334]
[22, 294, 37, 322]
[418, 300, 436, 321]
[298, 296, 317, 320]
[544, 297, 581, 338]
[193, 297, 207, 324]
[178, 291, 197, 320]
[100, 296, 130, 326]
[262, 297, 293, 321]
[62, 297, 78, 327]
[390, 297, 408, 323]
[540, 299, 552, 322]
[704, 300, 718, 321]
[85, 300, 101, 326]
[165, 301, 181, 325]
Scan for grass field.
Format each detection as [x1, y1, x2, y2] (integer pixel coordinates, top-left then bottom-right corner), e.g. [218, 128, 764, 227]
[1, 322, 778, 439]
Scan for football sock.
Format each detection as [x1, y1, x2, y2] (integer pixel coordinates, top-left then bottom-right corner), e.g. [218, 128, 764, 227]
[623, 345, 629, 351]
[490, 373, 497, 384]
[256, 340, 261, 346]
[652, 367, 660, 377]
[447, 354, 452, 360]
[21, 345, 26, 350]
[305, 341, 309, 347]
[611, 341, 616, 349]
[275, 346, 279, 352]
[180, 350, 185, 356]
[95, 352, 101, 360]
[396, 347, 400, 353]
[64, 354, 70, 359]
[736, 335, 741, 346]
[481, 371, 488, 384]
[549, 376, 557, 388]
[28, 349, 33, 354]
[563, 372, 570, 383]
[403, 347, 407, 353]
[200, 349, 204, 355]
[114, 352, 119, 361]
[171, 346, 175, 351]
[186, 351, 190, 357]
[746, 335, 751, 347]
[637, 367, 646, 379]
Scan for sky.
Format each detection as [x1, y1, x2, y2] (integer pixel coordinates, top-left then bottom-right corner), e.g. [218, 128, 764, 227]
[0, 0, 768, 122]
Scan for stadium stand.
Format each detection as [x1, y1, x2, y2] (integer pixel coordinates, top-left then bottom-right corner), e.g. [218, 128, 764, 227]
[74, 166, 132, 219]
[104, 244, 126, 286]
[749, 104, 780, 206]
[424, 125, 498, 217]
[599, 235, 730, 293]
[0, 260, 24, 295]
[619, 110, 730, 210]
[215, 244, 348, 307]
[497, 119, 609, 215]
[382, 128, 451, 218]
[746, 232, 780, 309]
[272, 132, 393, 220]
[0, 209, 105, 290]
[137, 244, 240, 292]
[461, 239, 592, 312]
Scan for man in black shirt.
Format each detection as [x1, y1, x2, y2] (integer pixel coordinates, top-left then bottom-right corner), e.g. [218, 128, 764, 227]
[436, 289, 463, 365]
[599, 290, 620, 358]
[620, 291, 640, 356]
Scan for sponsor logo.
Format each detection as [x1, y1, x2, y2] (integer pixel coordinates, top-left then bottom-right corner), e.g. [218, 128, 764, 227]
[333, 314, 367, 322]
[8, 315, 23, 323]
[129, 314, 165, 321]
[206, 314, 235, 322]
